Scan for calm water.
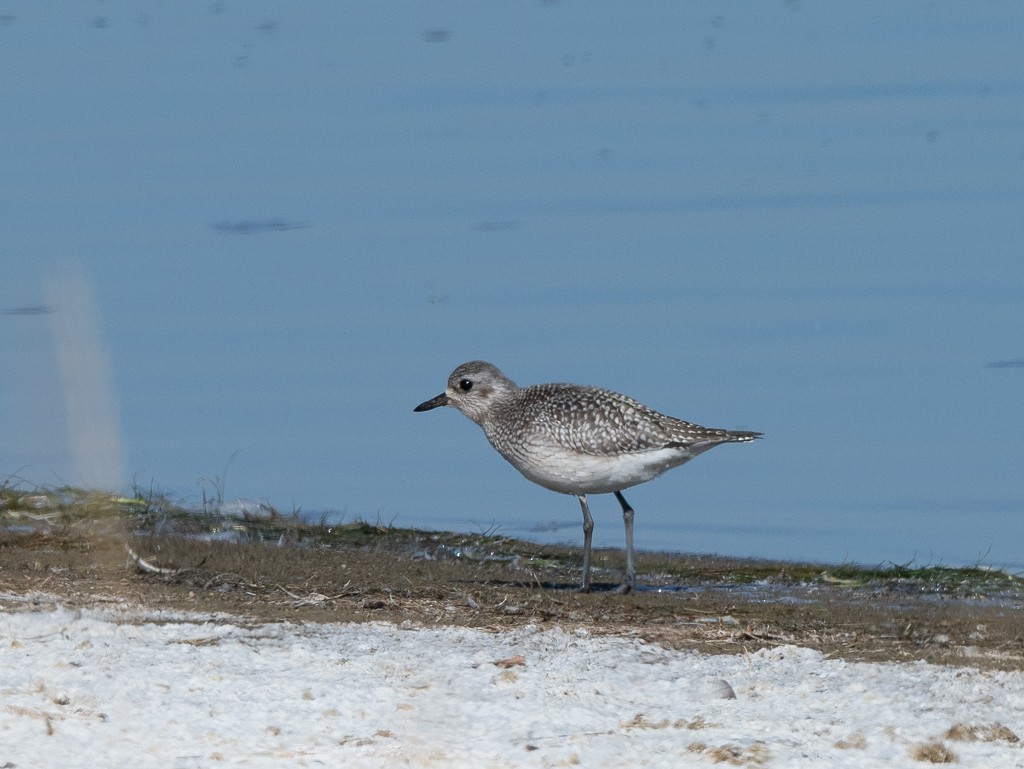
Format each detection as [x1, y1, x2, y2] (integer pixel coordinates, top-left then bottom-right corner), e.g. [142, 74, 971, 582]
[2, 3, 1022, 571]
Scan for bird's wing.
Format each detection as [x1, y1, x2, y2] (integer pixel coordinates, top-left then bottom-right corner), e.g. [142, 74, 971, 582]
[525, 385, 734, 457]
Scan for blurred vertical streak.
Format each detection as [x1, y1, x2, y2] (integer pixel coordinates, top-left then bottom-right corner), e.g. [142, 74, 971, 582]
[44, 269, 125, 491]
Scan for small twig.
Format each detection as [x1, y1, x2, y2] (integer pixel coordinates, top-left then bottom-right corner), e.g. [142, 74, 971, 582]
[276, 584, 349, 606]
[125, 544, 181, 576]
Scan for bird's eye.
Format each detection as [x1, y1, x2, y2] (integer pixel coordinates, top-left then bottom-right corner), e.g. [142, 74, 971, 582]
[459, 378, 473, 392]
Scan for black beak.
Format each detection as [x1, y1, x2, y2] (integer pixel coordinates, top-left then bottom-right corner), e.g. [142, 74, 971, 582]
[414, 392, 449, 412]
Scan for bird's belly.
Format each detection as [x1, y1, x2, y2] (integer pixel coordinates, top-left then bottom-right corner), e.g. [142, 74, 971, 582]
[508, 446, 692, 495]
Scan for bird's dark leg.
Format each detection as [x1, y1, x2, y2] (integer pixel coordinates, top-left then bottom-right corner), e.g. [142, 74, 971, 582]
[614, 491, 636, 593]
[576, 495, 594, 592]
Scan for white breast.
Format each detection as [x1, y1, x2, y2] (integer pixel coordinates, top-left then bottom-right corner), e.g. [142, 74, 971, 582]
[508, 445, 695, 495]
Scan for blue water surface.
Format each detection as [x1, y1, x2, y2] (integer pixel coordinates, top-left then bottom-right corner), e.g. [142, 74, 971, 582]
[2, 2, 1022, 571]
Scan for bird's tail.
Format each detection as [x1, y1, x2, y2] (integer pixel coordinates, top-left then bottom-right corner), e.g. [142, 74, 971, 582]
[726, 430, 762, 443]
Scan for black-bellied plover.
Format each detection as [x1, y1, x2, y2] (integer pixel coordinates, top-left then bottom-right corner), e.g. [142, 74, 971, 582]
[414, 361, 761, 592]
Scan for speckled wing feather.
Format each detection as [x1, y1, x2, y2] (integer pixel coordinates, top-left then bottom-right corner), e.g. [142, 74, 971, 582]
[511, 384, 750, 457]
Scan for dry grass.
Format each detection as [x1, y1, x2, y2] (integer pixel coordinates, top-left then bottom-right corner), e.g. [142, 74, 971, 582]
[910, 741, 958, 763]
[2, 485, 1024, 671]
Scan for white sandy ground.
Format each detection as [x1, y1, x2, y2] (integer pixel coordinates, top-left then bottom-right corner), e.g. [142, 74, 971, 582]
[1, 596, 1022, 769]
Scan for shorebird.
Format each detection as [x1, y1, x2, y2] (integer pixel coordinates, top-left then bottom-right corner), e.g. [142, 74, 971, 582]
[414, 361, 761, 592]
